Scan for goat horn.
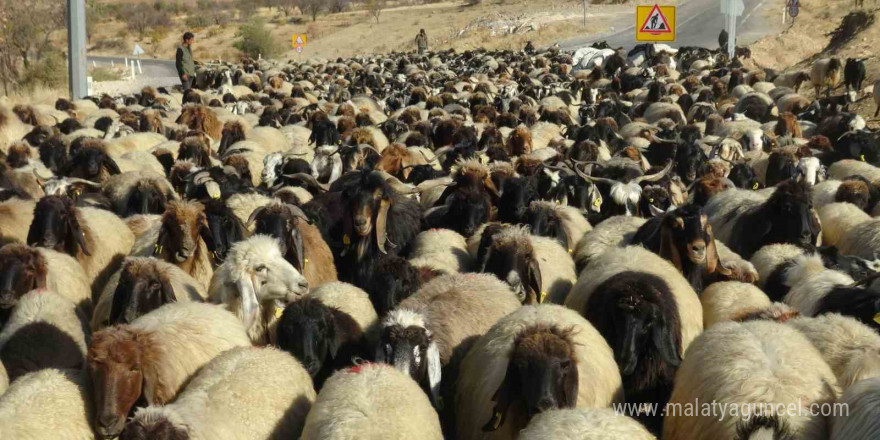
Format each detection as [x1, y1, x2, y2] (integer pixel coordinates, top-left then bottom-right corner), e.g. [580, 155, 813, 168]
[284, 204, 312, 224]
[543, 164, 574, 175]
[384, 175, 421, 195]
[65, 177, 103, 187]
[417, 178, 456, 193]
[281, 173, 329, 192]
[632, 160, 674, 185]
[32, 168, 55, 181]
[573, 163, 619, 186]
[358, 144, 383, 156]
[421, 146, 454, 163]
[246, 205, 268, 227]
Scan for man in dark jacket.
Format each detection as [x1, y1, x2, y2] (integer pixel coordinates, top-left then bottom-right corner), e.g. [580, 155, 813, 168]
[176, 32, 196, 90]
[415, 29, 428, 55]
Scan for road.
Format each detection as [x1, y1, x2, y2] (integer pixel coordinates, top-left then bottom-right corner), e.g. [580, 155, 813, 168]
[88, 55, 178, 78]
[559, 0, 779, 51]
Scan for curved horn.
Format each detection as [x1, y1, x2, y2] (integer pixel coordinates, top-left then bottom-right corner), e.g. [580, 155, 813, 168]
[632, 160, 674, 184]
[32, 168, 55, 181]
[65, 177, 103, 187]
[281, 173, 329, 192]
[420, 146, 454, 163]
[246, 205, 269, 227]
[357, 144, 383, 156]
[573, 163, 619, 186]
[384, 175, 421, 195]
[284, 204, 312, 223]
[544, 164, 574, 175]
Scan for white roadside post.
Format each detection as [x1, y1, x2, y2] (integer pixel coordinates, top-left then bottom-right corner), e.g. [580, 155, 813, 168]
[720, 0, 745, 60]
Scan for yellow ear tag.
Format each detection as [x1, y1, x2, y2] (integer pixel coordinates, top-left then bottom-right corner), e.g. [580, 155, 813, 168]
[275, 307, 285, 319]
[492, 412, 503, 430]
[874, 312, 880, 325]
[154, 244, 163, 254]
[303, 258, 309, 269]
[555, 199, 561, 205]
[73, 189, 81, 197]
[211, 193, 220, 200]
[540, 291, 547, 303]
[343, 235, 351, 245]
[593, 198, 601, 207]
[752, 182, 759, 190]
[568, 248, 573, 255]
[861, 154, 867, 162]
[648, 198, 654, 203]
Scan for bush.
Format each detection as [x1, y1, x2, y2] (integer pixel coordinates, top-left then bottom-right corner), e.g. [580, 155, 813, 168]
[20, 51, 67, 90]
[89, 67, 122, 82]
[186, 15, 212, 29]
[123, 3, 172, 37]
[233, 17, 283, 59]
[150, 26, 170, 46]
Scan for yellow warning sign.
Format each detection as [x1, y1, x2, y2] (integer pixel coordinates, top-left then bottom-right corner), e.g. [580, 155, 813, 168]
[292, 34, 308, 51]
[636, 5, 676, 42]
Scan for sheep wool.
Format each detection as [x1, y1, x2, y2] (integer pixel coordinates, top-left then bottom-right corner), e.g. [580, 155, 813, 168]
[831, 377, 880, 440]
[125, 347, 315, 440]
[0, 369, 94, 440]
[787, 314, 880, 389]
[750, 243, 812, 288]
[664, 320, 839, 440]
[301, 363, 443, 440]
[0, 290, 89, 382]
[310, 282, 380, 344]
[455, 304, 624, 440]
[701, 281, 772, 328]
[573, 216, 646, 269]
[409, 228, 475, 274]
[518, 408, 656, 440]
[0, 362, 7, 395]
[818, 202, 871, 247]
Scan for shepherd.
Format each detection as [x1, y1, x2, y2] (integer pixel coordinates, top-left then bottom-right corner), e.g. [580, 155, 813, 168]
[176, 31, 196, 91]
[415, 29, 428, 55]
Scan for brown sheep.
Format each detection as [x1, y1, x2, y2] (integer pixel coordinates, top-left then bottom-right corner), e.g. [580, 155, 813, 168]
[774, 112, 802, 138]
[139, 110, 164, 134]
[506, 126, 534, 157]
[0, 244, 92, 317]
[836, 180, 872, 211]
[377, 143, 428, 180]
[691, 176, 734, 206]
[176, 105, 222, 140]
[148, 200, 214, 289]
[5, 142, 32, 168]
[177, 132, 213, 167]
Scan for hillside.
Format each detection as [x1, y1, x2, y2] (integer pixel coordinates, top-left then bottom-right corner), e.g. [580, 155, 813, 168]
[747, 0, 880, 125]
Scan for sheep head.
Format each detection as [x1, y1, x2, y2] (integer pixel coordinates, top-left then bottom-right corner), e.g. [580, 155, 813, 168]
[376, 309, 442, 408]
[478, 226, 543, 304]
[341, 170, 403, 259]
[276, 297, 341, 378]
[483, 325, 578, 431]
[109, 258, 176, 326]
[0, 244, 48, 310]
[203, 199, 247, 263]
[120, 409, 189, 440]
[222, 235, 309, 332]
[153, 200, 214, 267]
[177, 133, 212, 168]
[249, 202, 310, 272]
[27, 195, 90, 257]
[88, 327, 145, 439]
[64, 141, 121, 183]
[218, 120, 248, 156]
[125, 178, 174, 217]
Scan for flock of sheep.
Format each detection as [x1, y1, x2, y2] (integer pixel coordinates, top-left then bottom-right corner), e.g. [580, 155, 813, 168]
[1, 41, 880, 440]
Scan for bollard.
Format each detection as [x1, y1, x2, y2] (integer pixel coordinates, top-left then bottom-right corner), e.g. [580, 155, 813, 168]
[137, 59, 143, 75]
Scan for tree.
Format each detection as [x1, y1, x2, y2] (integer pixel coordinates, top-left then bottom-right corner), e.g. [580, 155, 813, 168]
[366, 0, 385, 23]
[0, 0, 64, 70]
[233, 17, 282, 59]
[328, 0, 350, 13]
[125, 3, 171, 39]
[298, 0, 324, 21]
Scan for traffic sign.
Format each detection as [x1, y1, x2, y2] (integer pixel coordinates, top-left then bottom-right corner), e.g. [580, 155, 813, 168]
[636, 5, 676, 42]
[292, 34, 308, 49]
[132, 43, 145, 56]
[720, 0, 745, 17]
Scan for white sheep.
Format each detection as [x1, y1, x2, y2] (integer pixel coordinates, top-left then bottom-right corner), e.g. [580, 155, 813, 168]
[0, 368, 94, 439]
[811, 58, 843, 97]
[209, 235, 310, 344]
[408, 228, 475, 274]
[783, 254, 854, 316]
[301, 363, 443, 440]
[749, 243, 807, 288]
[0, 197, 35, 246]
[830, 377, 880, 440]
[837, 217, 880, 260]
[123, 347, 316, 440]
[818, 202, 871, 247]
[572, 216, 647, 269]
[0, 105, 32, 154]
[828, 159, 880, 182]
[455, 304, 624, 440]
[0, 290, 89, 382]
[701, 281, 772, 328]
[663, 320, 840, 440]
[787, 314, 880, 389]
[518, 408, 656, 440]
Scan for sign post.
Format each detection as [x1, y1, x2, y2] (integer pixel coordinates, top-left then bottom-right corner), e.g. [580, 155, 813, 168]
[132, 43, 145, 75]
[67, 0, 88, 99]
[635, 4, 676, 42]
[292, 34, 308, 53]
[720, 0, 744, 59]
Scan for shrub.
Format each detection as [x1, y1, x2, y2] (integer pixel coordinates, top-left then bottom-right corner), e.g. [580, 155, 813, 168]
[89, 67, 122, 82]
[186, 15, 212, 29]
[20, 51, 67, 90]
[150, 26, 170, 46]
[233, 17, 283, 59]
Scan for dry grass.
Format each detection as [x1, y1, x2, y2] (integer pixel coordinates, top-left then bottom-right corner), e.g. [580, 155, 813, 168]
[0, 88, 68, 107]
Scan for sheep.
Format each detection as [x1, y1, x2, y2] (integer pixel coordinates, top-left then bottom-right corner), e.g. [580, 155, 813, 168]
[524, 201, 592, 254]
[0, 368, 94, 440]
[176, 105, 223, 140]
[701, 281, 773, 328]
[0, 197, 35, 246]
[787, 314, 880, 389]
[565, 245, 701, 432]
[749, 243, 809, 288]
[663, 320, 839, 440]
[208, 235, 310, 344]
[455, 304, 624, 440]
[408, 228, 474, 274]
[837, 215, 880, 260]
[782, 254, 855, 316]
[518, 408, 657, 440]
[773, 71, 811, 92]
[0, 290, 89, 382]
[828, 159, 880, 182]
[91, 257, 207, 330]
[573, 215, 647, 269]
[0, 244, 92, 318]
[248, 201, 338, 288]
[378, 273, 521, 408]
[812, 179, 872, 212]
[472, 224, 578, 305]
[830, 377, 880, 440]
[101, 170, 178, 217]
[87, 302, 251, 438]
[644, 102, 687, 125]
[300, 363, 443, 440]
[309, 281, 379, 344]
[121, 347, 315, 440]
[26, 195, 135, 290]
[844, 58, 867, 93]
[811, 58, 843, 98]
[704, 179, 820, 259]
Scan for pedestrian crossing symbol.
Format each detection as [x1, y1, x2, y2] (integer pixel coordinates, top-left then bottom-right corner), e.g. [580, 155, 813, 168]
[636, 4, 676, 42]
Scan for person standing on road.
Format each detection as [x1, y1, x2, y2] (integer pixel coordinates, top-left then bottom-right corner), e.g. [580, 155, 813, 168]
[176, 32, 196, 90]
[415, 29, 428, 55]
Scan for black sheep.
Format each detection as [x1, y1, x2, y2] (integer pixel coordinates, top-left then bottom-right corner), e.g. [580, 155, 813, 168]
[844, 58, 866, 93]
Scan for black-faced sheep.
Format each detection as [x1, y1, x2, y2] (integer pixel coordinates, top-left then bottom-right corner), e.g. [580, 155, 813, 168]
[121, 347, 315, 440]
[455, 305, 623, 440]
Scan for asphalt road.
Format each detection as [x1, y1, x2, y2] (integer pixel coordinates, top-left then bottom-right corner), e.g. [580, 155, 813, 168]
[559, 0, 779, 51]
[88, 55, 179, 78]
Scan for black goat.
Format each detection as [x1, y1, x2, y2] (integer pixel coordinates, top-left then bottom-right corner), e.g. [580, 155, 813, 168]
[844, 58, 866, 93]
[203, 199, 248, 263]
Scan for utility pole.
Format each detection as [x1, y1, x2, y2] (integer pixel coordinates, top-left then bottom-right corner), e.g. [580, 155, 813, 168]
[583, 0, 588, 27]
[67, 0, 88, 99]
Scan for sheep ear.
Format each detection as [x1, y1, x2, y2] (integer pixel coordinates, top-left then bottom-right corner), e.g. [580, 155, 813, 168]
[199, 217, 216, 252]
[482, 361, 515, 432]
[659, 221, 683, 272]
[290, 227, 305, 273]
[109, 271, 133, 325]
[527, 257, 543, 304]
[154, 226, 167, 257]
[375, 198, 391, 254]
[619, 314, 642, 376]
[427, 341, 443, 410]
[102, 155, 121, 175]
[651, 312, 682, 368]
[561, 360, 579, 408]
[68, 215, 90, 256]
[237, 275, 260, 331]
[160, 277, 177, 305]
[705, 225, 730, 276]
